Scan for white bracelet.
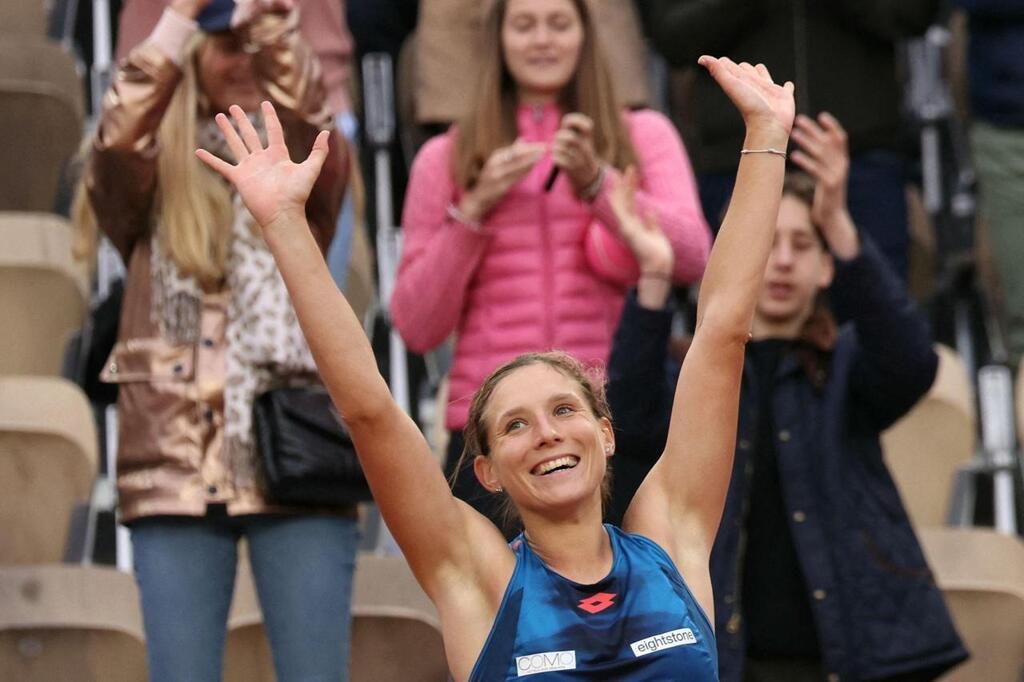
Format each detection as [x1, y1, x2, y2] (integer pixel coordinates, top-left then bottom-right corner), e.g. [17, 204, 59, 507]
[740, 147, 788, 159]
[446, 203, 484, 232]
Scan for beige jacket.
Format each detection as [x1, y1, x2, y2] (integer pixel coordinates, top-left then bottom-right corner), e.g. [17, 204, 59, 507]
[414, 0, 651, 124]
[88, 10, 349, 522]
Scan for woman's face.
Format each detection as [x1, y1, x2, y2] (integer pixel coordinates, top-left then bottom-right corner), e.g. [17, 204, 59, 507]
[197, 32, 261, 114]
[474, 363, 612, 518]
[755, 195, 835, 330]
[501, 0, 585, 104]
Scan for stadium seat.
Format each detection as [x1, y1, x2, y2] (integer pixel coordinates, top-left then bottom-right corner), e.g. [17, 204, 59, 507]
[882, 345, 976, 528]
[0, 564, 146, 682]
[0, 214, 88, 375]
[0, 39, 84, 213]
[0, 377, 97, 563]
[919, 526, 1024, 681]
[224, 552, 447, 681]
[0, 1, 47, 39]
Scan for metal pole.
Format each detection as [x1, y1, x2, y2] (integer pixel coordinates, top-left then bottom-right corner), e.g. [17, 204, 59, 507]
[363, 53, 404, 555]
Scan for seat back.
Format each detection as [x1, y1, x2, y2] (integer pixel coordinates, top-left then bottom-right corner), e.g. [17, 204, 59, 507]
[918, 527, 1024, 681]
[223, 552, 447, 681]
[0, 2, 47, 39]
[0, 564, 146, 682]
[0, 215, 87, 375]
[0, 377, 97, 563]
[882, 345, 976, 527]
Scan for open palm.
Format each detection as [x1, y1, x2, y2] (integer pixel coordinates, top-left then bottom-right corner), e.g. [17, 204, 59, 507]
[196, 101, 329, 228]
[698, 57, 795, 138]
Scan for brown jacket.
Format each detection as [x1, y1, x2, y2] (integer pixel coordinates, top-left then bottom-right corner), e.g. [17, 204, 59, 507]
[413, 0, 651, 124]
[88, 10, 348, 522]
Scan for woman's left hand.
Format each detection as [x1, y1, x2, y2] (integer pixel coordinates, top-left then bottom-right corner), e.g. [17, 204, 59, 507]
[551, 113, 603, 195]
[196, 101, 329, 231]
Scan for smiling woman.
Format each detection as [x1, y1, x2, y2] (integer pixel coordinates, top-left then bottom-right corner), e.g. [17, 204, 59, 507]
[196, 48, 796, 678]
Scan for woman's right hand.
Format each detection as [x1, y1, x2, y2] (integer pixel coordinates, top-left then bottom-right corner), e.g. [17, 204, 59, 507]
[459, 140, 545, 221]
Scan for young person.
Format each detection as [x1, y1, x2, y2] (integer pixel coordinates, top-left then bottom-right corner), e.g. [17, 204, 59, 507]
[196, 56, 794, 680]
[605, 112, 968, 681]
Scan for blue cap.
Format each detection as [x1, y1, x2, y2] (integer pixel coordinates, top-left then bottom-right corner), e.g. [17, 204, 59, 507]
[196, 0, 235, 33]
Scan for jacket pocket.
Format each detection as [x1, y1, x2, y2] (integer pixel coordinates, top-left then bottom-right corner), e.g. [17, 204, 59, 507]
[100, 338, 195, 384]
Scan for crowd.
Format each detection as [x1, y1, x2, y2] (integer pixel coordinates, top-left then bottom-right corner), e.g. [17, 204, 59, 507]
[8, 0, 1023, 679]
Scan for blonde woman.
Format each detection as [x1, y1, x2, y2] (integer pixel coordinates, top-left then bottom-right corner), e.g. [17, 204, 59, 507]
[77, 0, 354, 679]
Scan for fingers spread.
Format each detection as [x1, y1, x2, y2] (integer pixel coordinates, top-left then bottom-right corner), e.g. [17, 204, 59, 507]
[790, 149, 824, 178]
[230, 104, 263, 153]
[262, 100, 286, 148]
[300, 129, 331, 174]
[196, 148, 235, 179]
[216, 112, 249, 161]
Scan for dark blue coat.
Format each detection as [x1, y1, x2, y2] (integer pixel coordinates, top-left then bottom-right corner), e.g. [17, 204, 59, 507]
[607, 239, 967, 681]
[954, 0, 1024, 127]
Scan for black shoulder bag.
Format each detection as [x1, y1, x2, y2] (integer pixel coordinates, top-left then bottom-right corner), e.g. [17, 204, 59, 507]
[253, 387, 373, 506]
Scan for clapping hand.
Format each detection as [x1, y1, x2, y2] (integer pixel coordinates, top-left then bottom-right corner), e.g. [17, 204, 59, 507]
[196, 101, 329, 230]
[608, 166, 674, 278]
[551, 113, 602, 195]
[459, 140, 545, 221]
[790, 112, 860, 258]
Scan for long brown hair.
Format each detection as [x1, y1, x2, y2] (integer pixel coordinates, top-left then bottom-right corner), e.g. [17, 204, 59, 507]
[455, 351, 614, 531]
[452, 0, 637, 189]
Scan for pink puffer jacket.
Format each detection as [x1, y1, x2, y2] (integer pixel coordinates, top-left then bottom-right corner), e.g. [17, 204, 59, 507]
[391, 103, 710, 430]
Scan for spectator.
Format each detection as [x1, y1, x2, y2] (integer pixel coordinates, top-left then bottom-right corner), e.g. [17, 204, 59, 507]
[390, 0, 710, 529]
[955, 0, 1024, 363]
[605, 113, 967, 681]
[74, 1, 357, 680]
[640, 0, 941, 280]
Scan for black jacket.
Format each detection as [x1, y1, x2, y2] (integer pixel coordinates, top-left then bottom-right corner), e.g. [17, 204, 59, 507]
[954, 0, 1024, 127]
[607, 238, 967, 680]
[638, 0, 940, 173]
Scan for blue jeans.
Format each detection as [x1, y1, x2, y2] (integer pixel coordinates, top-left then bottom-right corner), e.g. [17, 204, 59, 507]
[698, 150, 910, 281]
[131, 512, 358, 682]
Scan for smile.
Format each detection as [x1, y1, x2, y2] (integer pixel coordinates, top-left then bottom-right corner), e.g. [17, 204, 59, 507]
[531, 456, 580, 476]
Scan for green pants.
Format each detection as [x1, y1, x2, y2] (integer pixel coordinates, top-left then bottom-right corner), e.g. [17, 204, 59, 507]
[973, 121, 1024, 363]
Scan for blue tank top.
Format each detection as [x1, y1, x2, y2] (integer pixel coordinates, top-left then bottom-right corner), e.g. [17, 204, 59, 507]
[469, 525, 718, 680]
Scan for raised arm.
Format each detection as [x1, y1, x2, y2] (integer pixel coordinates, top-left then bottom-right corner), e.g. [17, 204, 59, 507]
[623, 59, 794, 614]
[196, 102, 510, 597]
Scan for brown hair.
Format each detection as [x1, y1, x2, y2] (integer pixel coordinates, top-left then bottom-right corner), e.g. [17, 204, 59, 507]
[782, 171, 838, 388]
[451, 0, 637, 189]
[455, 351, 614, 531]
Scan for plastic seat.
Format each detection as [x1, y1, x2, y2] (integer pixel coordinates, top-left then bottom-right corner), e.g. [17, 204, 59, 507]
[0, 1, 47, 38]
[0, 377, 97, 563]
[882, 345, 976, 528]
[0, 564, 146, 681]
[918, 527, 1024, 681]
[223, 551, 447, 681]
[0, 214, 88, 375]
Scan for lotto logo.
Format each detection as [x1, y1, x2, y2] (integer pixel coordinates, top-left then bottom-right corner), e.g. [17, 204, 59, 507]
[577, 592, 617, 614]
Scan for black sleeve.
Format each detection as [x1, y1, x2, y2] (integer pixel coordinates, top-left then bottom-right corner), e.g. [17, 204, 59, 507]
[828, 0, 942, 41]
[607, 292, 675, 466]
[637, 0, 766, 69]
[831, 237, 939, 430]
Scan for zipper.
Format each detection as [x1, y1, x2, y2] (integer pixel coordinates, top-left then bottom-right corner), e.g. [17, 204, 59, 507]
[534, 103, 556, 347]
[726, 398, 757, 638]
